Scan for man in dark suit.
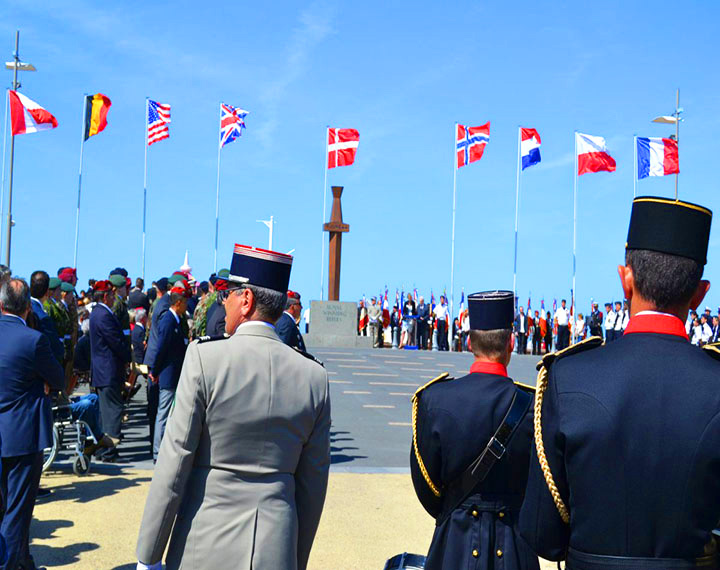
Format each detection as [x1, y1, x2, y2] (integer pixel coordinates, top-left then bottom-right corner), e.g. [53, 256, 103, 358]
[29, 270, 64, 364]
[89, 280, 130, 461]
[275, 290, 306, 352]
[149, 281, 190, 460]
[0, 278, 64, 569]
[143, 277, 170, 447]
[131, 308, 148, 365]
[128, 278, 150, 312]
[521, 196, 720, 568]
[416, 297, 430, 350]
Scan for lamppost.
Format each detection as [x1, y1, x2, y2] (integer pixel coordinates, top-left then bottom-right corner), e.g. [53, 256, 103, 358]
[256, 215, 275, 250]
[3, 30, 36, 266]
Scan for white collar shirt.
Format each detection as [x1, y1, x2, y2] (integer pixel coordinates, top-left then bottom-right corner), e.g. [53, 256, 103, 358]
[555, 307, 569, 326]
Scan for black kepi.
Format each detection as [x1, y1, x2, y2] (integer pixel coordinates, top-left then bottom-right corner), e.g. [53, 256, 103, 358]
[467, 290, 515, 331]
[627, 196, 712, 265]
[229, 244, 293, 293]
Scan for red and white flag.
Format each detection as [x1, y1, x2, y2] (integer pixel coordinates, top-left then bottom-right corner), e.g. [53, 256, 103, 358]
[327, 128, 359, 168]
[9, 90, 58, 135]
[576, 132, 616, 175]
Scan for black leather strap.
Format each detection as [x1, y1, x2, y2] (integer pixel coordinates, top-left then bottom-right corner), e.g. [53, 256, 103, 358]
[438, 387, 532, 524]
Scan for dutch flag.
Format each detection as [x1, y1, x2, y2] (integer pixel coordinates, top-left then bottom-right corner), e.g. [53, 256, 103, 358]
[637, 137, 679, 179]
[521, 128, 541, 170]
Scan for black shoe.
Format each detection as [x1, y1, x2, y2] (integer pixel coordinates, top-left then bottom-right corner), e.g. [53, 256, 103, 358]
[36, 487, 52, 502]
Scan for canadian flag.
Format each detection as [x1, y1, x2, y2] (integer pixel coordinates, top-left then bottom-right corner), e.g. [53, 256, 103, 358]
[9, 90, 58, 135]
[327, 128, 359, 168]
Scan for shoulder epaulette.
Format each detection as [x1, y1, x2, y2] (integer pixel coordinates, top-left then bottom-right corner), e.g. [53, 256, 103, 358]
[411, 372, 452, 498]
[514, 380, 536, 393]
[293, 347, 324, 368]
[196, 334, 229, 344]
[702, 343, 720, 361]
[532, 335, 603, 526]
[536, 335, 604, 372]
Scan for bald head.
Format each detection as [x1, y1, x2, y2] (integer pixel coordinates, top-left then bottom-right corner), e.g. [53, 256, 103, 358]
[0, 278, 30, 318]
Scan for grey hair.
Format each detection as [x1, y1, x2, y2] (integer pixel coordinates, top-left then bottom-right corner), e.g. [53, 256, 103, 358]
[0, 265, 11, 285]
[235, 284, 286, 322]
[81, 318, 90, 335]
[134, 308, 147, 323]
[0, 278, 30, 316]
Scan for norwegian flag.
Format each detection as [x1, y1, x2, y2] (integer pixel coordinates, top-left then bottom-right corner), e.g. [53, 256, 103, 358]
[220, 103, 248, 147]
[456, 122, 490, 168]
[328, 128, 359, 168]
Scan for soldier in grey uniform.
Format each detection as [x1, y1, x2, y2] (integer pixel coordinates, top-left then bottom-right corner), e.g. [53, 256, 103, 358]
[136, 244, 331, 570]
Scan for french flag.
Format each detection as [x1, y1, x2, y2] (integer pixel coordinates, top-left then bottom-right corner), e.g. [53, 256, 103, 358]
[576, 132, 616, 175]
[637, 137, 679, 179]
[9, 90, 58, 135]
[521, 128, 541, 170]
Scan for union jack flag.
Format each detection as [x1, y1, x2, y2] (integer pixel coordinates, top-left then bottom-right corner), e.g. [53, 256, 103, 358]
[147, 99, 171, 146]
[220, 103, 248, 148]
[456, 122, 490, 168]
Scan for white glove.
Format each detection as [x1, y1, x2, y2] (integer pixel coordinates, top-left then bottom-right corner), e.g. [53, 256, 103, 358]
[136, 562, 162, 570]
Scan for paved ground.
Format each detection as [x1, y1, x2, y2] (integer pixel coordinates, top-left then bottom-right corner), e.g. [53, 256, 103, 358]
[37, 346, 551, 568]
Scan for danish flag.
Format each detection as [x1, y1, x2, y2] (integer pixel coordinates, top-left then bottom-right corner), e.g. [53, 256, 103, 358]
[456, 122, 490, 168]
[327, 128, 359, 168]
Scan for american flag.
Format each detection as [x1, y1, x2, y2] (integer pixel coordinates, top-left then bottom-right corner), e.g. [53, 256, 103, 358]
[147, 99, 171, 146]
[220, 103, 248, 147]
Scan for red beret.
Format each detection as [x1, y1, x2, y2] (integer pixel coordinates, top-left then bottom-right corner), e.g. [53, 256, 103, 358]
[286, 290, 301, 304]
[94, 280, 113, 292]
[214, 278, 229, 291]
[125, 277, 132, 289]
[58, 267, 77, 283]
[170, 279, 191, 298]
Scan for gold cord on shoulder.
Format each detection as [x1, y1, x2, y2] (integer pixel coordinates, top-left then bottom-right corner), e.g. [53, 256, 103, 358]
[533, 365, 570, 524]
[410, 372, 449, 498]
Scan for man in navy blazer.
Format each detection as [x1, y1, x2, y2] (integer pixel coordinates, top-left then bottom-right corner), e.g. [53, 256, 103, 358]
[0, 277, 64, 569]
[29, 270, 64, 364]
[275, 290, 306, 352]
[89, 280, 130, 461]
[149, 281, 190, 460]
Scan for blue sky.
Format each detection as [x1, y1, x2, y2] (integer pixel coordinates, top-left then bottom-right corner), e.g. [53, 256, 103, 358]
[1, 1, 719, 314]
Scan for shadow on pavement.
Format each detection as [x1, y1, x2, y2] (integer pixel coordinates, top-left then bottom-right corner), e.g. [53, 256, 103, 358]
[46, 472, 151, 504]
[330, 430, 368, 464]
[30, 519, 99, 567]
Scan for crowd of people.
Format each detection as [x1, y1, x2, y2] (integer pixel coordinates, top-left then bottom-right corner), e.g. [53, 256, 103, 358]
[0, 257, 310, 569]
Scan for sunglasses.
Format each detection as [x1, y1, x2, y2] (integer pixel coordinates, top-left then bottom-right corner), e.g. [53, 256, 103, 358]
[217, 286, 244, 302]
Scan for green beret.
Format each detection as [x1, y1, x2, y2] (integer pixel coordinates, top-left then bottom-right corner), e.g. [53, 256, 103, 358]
[108, 274, 126, 288]
[168, 273, 185, 285]
[48, 277, 61, 290]
[218, 268, 230, 279]
[60, 282, 76, 293]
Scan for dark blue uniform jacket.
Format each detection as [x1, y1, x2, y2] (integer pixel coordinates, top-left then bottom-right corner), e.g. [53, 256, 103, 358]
[205, 302, 226, 337]
[520, 314, 720, 564]
[89, 304, 130, 388]
[276, 312, 306, 352]
[144, 294, 171, 369]
[151, 310, 188, 391]
[0, 315, 64, 456]
[411, 362, 539, 570]
[131, 324, 146, 364]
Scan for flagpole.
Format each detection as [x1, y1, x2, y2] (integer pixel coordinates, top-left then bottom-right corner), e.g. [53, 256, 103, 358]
[319, 126, 328, 301]
[73, 95, 87, 269]
[513, 126, 521, 299]
[633, 135, 637, 198]
[214, 105, 222, 272]
[675, 88, 679, 200]
[572, 131, 578, 345]
[0, 88, 9, 256]
[3, 31, 19, 268]
[142, 97, 148, 282]
[449, 122, 458, 351]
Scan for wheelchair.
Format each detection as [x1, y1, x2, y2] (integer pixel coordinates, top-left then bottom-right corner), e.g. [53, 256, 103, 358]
[383, 553, 426, 569]
[42, 403, 96, 476]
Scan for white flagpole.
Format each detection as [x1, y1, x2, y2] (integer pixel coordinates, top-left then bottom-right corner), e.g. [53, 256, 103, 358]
[633, 135, 637, 198]
[449, 123, 458, 351]
[319, 126, 329, 301]
[142, 98, 148, 282]
[214, 104, 222, 272]
[513, 126, 521, 299]
[73, 95, 88, 268]
[0, 89, 9, 256]
[572, 131, 578, 345]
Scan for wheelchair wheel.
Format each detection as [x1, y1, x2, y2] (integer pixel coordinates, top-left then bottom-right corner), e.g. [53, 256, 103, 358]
[73, 454, 91, 476]
[42, 424, 61, 473]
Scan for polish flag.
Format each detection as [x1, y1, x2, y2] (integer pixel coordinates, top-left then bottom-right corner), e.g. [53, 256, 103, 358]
[328, 128, 359, 168]
[9, 90, 58, 135]
[576, 132, 616, 175]
[636, 137, 679, 179]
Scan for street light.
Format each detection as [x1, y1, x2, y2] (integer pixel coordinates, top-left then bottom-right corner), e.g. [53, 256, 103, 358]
[2, 31, 35, 266]
[256, 215, 275, 251]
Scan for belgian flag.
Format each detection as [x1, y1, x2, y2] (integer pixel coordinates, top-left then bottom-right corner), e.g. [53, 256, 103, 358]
[84, 93, 112, 140]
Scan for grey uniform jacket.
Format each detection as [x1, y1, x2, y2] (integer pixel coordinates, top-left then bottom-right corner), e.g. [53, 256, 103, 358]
[136, 322, 331, 570]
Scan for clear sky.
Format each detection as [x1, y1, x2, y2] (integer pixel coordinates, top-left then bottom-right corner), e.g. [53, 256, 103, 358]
[1, 1, 719, 314]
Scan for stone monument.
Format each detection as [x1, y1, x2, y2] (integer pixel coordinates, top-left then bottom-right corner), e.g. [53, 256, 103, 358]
[303, 185, 372, 348]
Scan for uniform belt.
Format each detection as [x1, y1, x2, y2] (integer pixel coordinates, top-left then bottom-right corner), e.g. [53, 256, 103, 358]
[567, 548, 718, 570]
[458, 494, 524, 512]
